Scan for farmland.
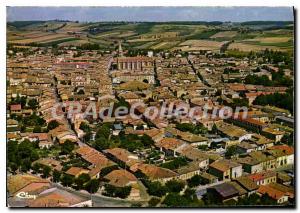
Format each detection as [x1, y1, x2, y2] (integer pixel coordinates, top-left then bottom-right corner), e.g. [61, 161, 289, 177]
[176, 39, 226, 51]
[7, 20, 294, 53]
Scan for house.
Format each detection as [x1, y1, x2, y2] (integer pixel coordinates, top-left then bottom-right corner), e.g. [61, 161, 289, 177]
[207, 183, 239, 202]
[257, 185, 289, 204]
[103, 169, 138, 187]
[247, 134, 274, 150]
[25, 133, 53, 149]
[248, 151, 276, 171]
[104, 148, 140, 167]
[234, 177, 259, 195]
[27, 188, 92, 207]
[277, 172, 292, 186]
[65, 167, 89, 178]
[155, 138, 185, 157]
[267, 145, 294, 168]
[248, 171, 277, 186]
[216, 123, 252, 142]
[209, 159, 242, 181]
[228, 117, 268, 133]
[175, 145, 210, 168]
[7, 174, 51, 198]
[199, 172, 218, 184]
[33, 158, 63, 171]
[7, 119, 20, 133]
[10, 104, 22, 114]
[227, 181, 248, 197]
[130, 163, 177, 183]
[165, 127, 209, 147]
[236, 142, 257, 154]
[237, 156, 263, 174]
[262, 127, 285, 142]
[175, 161, 201, 180]
[275, 116, 294, 128]
[268, 183, 294, 200]
[75, 146, 116, 170]
[112, 123, 123, 136]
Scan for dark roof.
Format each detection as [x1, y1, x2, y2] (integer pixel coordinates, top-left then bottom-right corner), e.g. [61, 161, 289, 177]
[212, 182, 239, 198]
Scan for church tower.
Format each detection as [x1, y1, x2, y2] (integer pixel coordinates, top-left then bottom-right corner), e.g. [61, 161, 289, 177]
[118, 40, 123, 57]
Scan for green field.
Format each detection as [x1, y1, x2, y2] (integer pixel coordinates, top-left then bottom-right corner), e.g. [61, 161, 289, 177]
[7, 20, 294, 52]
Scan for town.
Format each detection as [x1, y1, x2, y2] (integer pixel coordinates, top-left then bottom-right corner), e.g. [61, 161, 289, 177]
[7, 19, 294, 207]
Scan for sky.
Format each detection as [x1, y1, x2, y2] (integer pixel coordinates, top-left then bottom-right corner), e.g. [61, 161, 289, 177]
[7, 7, 294, 22]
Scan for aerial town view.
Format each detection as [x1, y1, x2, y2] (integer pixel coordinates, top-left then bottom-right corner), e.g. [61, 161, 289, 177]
[6, 7, 295, 207]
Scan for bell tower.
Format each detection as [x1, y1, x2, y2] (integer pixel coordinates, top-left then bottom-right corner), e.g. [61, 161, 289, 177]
[118, 40, 123, 57]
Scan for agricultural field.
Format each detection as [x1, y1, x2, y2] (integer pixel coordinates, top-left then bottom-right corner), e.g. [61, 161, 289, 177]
[7, 20, 294, 52]
[176, 39, 226, 51]
[150, 41, 180, 50]
[9, 33, 75, 45]
[210, 31, 237, 38]
[228, 42, 284, 52]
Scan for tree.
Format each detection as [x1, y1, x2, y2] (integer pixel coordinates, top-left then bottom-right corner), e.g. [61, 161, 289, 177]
[237, 193, 260, 206]
[53, 170, 61, 182]
[203, 191, 222, 206]
[47, 120, 60, 131]
[61, 174, 74, 187]
[253, 91, 293, 114]
[80, 122, 91, 132]
[95, 123, 111, 139]
[33, 126, 42, 133]
[94, 137, 110, 150]
[75, 173, 91, 190]
[260, 193, 277, 205]
[9, 162, 18, 174]
[211, 123, 218, 134]
[141, 134, 154, 147]
[100, 165, 119, 177]
[32, 163, 41, 174]
[143, 180, 167, 197]
[225, 145, 237, 159]
[7, 140, 39, 172]
[175, 123, 208, 134]
[28, 99, 38, 109]
[103, 184, 132, 199]
[165, 180, 185, 193]
[160, 157, 188, 170]
[61, 140, 75, 155]
[162, 193, 189, 207]
[187, 175, 208, 187]
[42, 165, 52, 178]
[20, 158, 32, 172]
[85, 179, 100, 193]
[148, 197, 161, 207]
[244, 74, 272, 86]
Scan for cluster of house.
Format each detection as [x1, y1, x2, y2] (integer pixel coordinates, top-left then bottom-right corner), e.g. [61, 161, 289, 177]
[7, 49, 294, 207]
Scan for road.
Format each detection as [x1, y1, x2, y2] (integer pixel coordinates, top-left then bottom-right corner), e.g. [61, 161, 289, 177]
[52, 75, 85, 147]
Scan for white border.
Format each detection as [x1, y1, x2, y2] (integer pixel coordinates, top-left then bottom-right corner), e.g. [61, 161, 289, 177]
[1, 1, 298, 213]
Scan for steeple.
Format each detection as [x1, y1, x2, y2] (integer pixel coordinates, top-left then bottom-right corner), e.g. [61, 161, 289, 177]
[118, 40, 123, 57]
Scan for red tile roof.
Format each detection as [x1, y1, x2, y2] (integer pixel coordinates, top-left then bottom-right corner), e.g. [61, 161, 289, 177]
[257, 185, 286, 200]
[10, 104, 21, 111]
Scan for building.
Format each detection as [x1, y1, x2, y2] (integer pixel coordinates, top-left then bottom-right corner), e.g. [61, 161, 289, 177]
[248, 171, 277, 186]
[115, 57, 154, 71]
[207, 183, 240, 202]
[209, 159, 242, 181]
[248, 151, 276, 171]
[257, 185, 289, 204]
[237, 156, 263, 174]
